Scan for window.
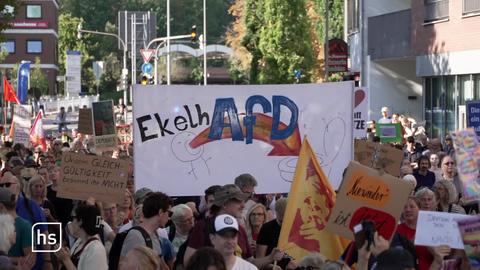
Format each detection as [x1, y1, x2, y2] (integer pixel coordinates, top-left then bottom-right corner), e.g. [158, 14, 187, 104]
[463, 0, 480, 15]
[424, 0, 449, 23]
[26, 5, 42, 19]
[347, 0, 360, 33]
[0, 40, 15, 53]
[27, 40, 42, 53]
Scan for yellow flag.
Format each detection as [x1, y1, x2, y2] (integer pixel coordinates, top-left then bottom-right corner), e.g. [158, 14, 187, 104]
[278, 136, 348, 260]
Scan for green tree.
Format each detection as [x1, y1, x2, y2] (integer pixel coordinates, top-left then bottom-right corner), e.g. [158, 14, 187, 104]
[58, 13, 95, 95]
[313, 0, 344, 39]
[0, 1, 20, 42]
[257, 0, 315, 83]
[241, 0, 265, 83]
[29, 57, 49, 99]
[189, 57, 203, 85]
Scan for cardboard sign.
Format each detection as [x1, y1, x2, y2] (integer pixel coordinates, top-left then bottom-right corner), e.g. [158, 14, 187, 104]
[376, 123, 402, 143]
[466, 100, 480, 137]
[415, 211, 466, 249]
[92, 100, 117, 149]
[457, 215, 480, 267]
[354, 140, 403, 177]
[78, 108, 93, 135]
[13, 104, 31, 147]
[326, 162, 413, 240]
[116, 124, 132, 145]
[452, 129, 480, 201]
[58, 152, 129, 203]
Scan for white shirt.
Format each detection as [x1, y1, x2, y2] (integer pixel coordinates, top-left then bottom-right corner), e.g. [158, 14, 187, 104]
[378, 117, 391, 124]
[70, 238, 108, 270]
[231, 257, 258, 270]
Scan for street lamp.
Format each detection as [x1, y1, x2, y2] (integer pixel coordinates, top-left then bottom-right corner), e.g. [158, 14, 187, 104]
[77, 22, 128, 122]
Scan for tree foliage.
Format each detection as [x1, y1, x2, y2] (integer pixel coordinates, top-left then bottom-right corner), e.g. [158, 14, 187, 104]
[227, 0, 343, 84]
[29, 57, 49, 99]
[58, 13, 95, 94]
[0, 1, 21, 42]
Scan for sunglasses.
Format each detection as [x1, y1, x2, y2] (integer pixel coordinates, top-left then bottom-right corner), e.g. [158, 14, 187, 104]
[0, 182, 15, 188]
[443, 162, 455, 166]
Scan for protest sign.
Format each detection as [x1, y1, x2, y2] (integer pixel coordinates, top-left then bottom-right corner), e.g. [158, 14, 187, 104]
[13, 104, 31, 147]
[58, 152, 129, 203]
[354, 140, 403, 177]
[92, 100, 117, 149]
[353, 87, 369, 138]
[376, 123, 402, 143]
[117, 124, 132, 145]
[415, 210, 466, 249]
[326, 161, 413, 241]
[133, 83, 354, 196]
[78, 108, 93, 135]
[466, 100, 480, 136]
[452, 128, 480, 201]
[457, 216, 480, 267]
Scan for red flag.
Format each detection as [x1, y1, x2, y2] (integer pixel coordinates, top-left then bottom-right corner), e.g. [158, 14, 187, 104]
[3, 77, 20, 104]
[30, 111, 47, 151]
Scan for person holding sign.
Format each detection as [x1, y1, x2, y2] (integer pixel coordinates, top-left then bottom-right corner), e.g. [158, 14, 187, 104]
[378, 107, 392, 124]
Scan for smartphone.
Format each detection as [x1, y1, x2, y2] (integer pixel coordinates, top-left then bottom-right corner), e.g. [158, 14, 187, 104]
[353, 220, 376, 251]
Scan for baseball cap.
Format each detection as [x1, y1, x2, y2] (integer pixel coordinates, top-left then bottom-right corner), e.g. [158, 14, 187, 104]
[213, 184, 249, 206]
[214, 214, 239, 234]
[0, 188, 15, 207]
[376, 247, 415, 270]
[134, 187, 153, 204]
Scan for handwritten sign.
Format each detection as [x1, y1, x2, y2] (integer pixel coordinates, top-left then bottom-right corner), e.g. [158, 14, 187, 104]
[354, 140, 403, 177]
[326, 161, 413, 240]
[78, 108, 93, 135]
[117, 124, 132, 145]
[353, 88, 369, 138]
[376, 123, 402, 143]
[415, 211, 466, 249]
[58, 152, 129, 203]
[92, 101, 117, 149]
[13, 104, 31, 147]
[452, 129, 480, 202]
[466, 100, 480, 136]
[457, 216, 480, 267]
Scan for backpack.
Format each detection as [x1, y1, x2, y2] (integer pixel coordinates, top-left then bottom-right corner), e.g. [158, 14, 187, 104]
[108, 226, 152, 270]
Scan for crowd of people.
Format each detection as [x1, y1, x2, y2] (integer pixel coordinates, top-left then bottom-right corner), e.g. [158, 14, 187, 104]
[0, 103, 477, 270]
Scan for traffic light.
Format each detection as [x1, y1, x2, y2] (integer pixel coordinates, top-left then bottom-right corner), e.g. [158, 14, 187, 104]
[191, 25, 197, 42]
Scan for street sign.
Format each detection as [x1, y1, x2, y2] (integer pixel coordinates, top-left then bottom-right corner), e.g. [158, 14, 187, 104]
[140, 49, 155, 63]
[141, 62, 153, 75]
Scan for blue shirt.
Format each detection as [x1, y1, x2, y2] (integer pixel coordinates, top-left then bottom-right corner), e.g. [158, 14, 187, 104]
[16, 194, 47, 270]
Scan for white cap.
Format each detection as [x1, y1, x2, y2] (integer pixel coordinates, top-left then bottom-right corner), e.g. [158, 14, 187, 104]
[214, 214, 239, 233]
[381, 106, 389, 112]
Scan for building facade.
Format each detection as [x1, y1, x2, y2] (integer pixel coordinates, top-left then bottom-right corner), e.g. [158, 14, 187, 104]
[347, 0, 480, 139]
[1, 0, 59, 95]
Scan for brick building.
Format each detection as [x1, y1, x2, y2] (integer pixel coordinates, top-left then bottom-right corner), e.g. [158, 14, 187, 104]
[1, 0, 59, 95]
[347, 0, 480, 139]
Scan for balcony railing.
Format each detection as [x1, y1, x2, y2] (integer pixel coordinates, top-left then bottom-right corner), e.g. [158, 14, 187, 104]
[424, 0, 449, 22]
[463, 0, 480, 15]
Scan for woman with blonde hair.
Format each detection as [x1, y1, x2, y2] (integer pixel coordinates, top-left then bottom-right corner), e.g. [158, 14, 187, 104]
[118, 189, 135, 224]
[245, 203, 267, 256]
[432, 180, 465, 214]
[119, 245, 164, 270]
[25, 174, 58, 223]
[0, 213, 16, 268]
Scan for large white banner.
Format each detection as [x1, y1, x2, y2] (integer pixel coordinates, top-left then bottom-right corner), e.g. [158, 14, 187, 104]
[66, 51, 81, 96]
[133, 83, 354, 196]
